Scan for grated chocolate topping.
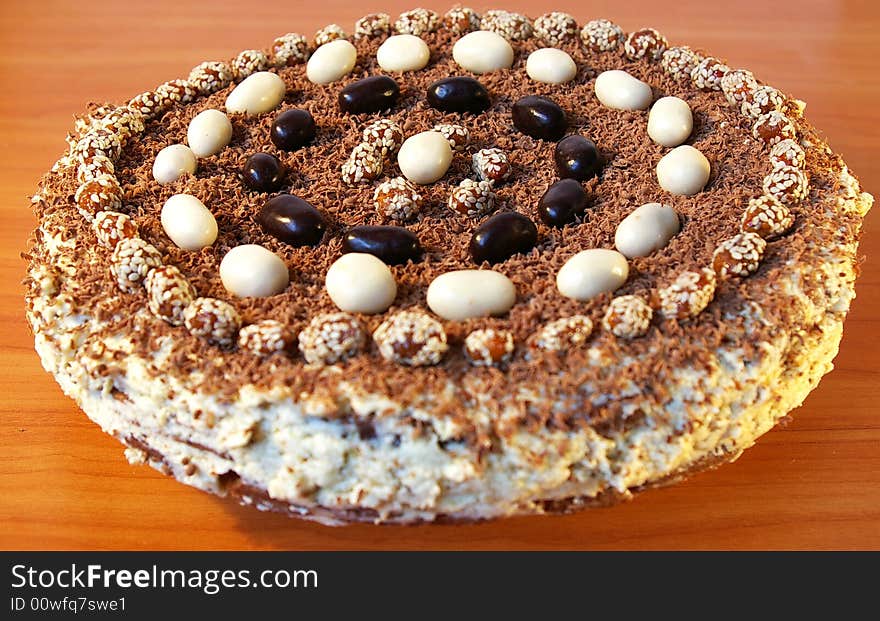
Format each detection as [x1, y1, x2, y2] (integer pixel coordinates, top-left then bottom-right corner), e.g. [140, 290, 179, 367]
[28, 26, 862, 442]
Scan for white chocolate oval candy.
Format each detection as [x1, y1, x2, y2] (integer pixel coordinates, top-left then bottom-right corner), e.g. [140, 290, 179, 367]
[307, 39, 357, 85]
[225, 71, 286, 115]
[556, 249, 629, 301]
[220, 244, 289, 297]
[152, 144, 197, 184]
[397, 131, 453, 184]
[526, 48, 577, 84]
[656, 145, 711, 196]
[647, 96, 693, 147]
[160, 194, 217, 251]
[427, 270, 516, 321]
[594, 70, 653, 111]
[325, 253, 396, 314]
[377, 34, 430, 72]
[452, 31, 514, 74]
[187, 109, 233, 158]
[614, 203, 680, 258]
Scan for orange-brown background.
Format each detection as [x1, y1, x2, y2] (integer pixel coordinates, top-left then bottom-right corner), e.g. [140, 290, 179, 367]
[0, 0, 877, 550]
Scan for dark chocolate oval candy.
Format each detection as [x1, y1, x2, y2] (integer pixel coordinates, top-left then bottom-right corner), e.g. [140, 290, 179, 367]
[258, 194, 325, 247]
[469, 212, 538, 265]
[242, 152, 286, 192]
[270, 109, 316, 151]
[554, 135, 602, 181]
[538, 179, 589, 227]
[427, 77, 491, 113]
[511, 95, 567, 141]
[338, 76, 400, 114]
[342, 226, 422, 265]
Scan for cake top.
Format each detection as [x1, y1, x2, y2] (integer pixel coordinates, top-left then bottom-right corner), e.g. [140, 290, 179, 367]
[31, 8, 856, 442]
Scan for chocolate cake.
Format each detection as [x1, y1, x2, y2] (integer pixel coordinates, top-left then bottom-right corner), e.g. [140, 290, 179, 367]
[24, 7, 873, 524]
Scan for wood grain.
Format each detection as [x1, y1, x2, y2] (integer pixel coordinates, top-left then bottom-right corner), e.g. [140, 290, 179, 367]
[0, 0, 877, 550]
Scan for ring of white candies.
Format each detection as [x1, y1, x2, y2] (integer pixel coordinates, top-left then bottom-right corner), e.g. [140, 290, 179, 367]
[68, 11, 807, 361]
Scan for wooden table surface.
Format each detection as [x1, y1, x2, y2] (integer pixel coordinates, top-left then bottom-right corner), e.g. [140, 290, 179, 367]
[0, 0, 877, 550]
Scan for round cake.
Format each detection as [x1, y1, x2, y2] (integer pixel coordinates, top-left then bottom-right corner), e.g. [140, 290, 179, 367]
[24, 7, 874, 524]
